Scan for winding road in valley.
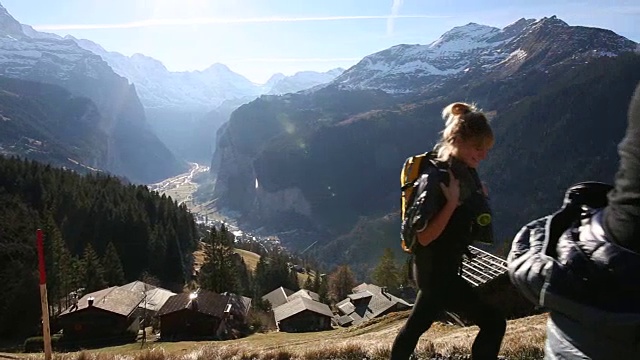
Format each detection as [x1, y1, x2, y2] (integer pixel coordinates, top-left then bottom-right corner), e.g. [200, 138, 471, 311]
[147, 162, 208, 198]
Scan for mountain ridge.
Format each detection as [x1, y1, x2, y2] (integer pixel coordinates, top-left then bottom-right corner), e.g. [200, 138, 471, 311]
[331, 15, 637, 94]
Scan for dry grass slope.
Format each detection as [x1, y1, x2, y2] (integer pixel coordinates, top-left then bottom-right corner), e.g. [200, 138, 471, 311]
[16, 313, 548, 360]
[192, 244, 260, 272]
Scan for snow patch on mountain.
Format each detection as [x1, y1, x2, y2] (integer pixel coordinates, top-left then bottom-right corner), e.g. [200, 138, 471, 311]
[333, 16, 638, 94]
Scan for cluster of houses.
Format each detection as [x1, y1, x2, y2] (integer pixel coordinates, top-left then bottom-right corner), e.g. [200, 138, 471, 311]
[53, 246, 521, 346]
[261, 284, 415, 332]
[53, 281, 415, 346]
[56, 281, 251, 345]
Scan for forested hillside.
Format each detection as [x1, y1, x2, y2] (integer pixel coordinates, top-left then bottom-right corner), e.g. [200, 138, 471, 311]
[0, 76, 108, 173]
[0, 156, 198, 339]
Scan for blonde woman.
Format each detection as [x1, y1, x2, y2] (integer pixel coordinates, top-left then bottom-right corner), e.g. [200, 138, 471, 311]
[391, 102, 506, 360]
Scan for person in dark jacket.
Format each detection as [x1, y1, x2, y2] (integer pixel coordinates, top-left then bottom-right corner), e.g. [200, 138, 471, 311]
[390, 102, 506, 360]
[507, 82, 640, 359]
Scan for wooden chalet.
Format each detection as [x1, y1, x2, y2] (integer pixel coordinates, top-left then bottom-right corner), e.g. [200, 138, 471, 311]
[57, 287, 143, 346]
[273, 296, 333, 332]
[157, 289, 251, 341]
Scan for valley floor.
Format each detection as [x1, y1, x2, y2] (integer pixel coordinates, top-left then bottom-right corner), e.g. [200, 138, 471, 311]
[11, 313, 548, 360]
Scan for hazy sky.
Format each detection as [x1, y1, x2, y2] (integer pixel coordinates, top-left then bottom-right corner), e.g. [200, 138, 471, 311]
[3, 0, 639, 83]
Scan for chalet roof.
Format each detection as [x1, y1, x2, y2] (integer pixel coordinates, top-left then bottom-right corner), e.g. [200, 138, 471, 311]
[221, 292, 253, 317]
[460, 246, 508, 287]
[262, 287, 295, 308]
[119, 280, 156, 293]
[352, 283, 413, 308]
[348, 291, 373, 301]
[157, 289, 227, 318]
[273, 296, 333, 322]
[287, 289, 320, 302]
[336, 314, 354, 326]
[59, 287, 143, 318]
[336, 284, 413, 326]
[119, 281, 176, 312]
[337, 301, 355, 315]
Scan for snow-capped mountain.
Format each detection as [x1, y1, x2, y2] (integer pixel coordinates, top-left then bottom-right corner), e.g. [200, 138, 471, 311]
[265, 68, 344, 95]
[68, 36, 343, 110]
[333, 16, 638, 93]
[68, 37, 261, 110]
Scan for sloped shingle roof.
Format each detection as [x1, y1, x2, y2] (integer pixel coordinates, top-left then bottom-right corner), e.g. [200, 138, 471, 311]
[288, 289, 320, 302]
[59, 287, 144, 318]
[273, 296, 333, 322]
[157, 289, 227, 317]
[353, 283, 413, 308]
[348, 291, 373, 301]
[119, 281, 176, 312]
[337, 301, 355, 315]
[222, 292, 253, 317]
[262, 287, 295, 308]
[119, 280, 157, 293]
[336, 283, 413, 326]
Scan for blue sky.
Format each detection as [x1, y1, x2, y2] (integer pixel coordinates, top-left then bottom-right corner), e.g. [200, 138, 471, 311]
[3, 0, 639, 83]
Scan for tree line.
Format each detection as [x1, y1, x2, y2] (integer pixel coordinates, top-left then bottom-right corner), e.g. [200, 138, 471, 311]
[0, 156, 198, 339]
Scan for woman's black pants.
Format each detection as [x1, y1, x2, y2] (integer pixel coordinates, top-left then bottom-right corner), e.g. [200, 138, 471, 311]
[390, 257, 506, 360]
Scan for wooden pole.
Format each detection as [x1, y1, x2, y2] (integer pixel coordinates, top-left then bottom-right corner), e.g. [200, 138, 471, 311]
[36, 229, 52, 360]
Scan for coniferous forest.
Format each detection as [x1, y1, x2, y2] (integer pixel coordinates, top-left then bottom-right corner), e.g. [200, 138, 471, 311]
[0, 156, 199, 340]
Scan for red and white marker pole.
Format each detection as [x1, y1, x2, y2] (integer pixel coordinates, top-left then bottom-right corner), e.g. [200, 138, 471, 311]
[36, 229, 52, 360]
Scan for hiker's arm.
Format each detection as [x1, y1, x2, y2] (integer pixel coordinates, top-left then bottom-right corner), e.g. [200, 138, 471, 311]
[416, 200, 457, 246]
[416, 169, 460, 246]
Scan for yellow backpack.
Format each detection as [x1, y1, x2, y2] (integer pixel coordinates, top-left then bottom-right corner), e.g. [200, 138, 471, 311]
[400, 151, 446, 253]
[401, 151, 495, 254]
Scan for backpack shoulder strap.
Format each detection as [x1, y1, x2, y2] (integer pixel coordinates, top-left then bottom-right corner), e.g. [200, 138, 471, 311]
[401, 151, 446, 189]
[401, 152, 427, 191]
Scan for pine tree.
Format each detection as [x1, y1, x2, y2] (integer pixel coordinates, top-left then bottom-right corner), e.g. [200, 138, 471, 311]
[42, 214, 65, 315]
[398, 256, 413, 290]
[318, 274, 330, 304]
[372, 248, 400, 293]
[81, 244, 107, 292]
[102, 242, 126, 286]
[328, 265, 357, 302]
[234, 257, 252, 297]
[288, 266, 301, 291]
[254, 254, 269, 296]
[198, 225, 239, 293]
[312, 269, 321, 293]
[302, 274, 314, 290]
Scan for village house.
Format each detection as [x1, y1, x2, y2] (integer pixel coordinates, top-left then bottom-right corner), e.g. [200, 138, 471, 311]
[335, 283, 413, 327]
[57, 286, 144, 346]
[157, 289, 251, 341]
[273, 296, 333, 332]
[262, 287, 332, 332]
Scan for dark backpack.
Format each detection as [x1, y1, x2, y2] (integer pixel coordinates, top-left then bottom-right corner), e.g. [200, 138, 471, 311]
[400, 152, 494, 254]
[400, 152, 448, 253]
